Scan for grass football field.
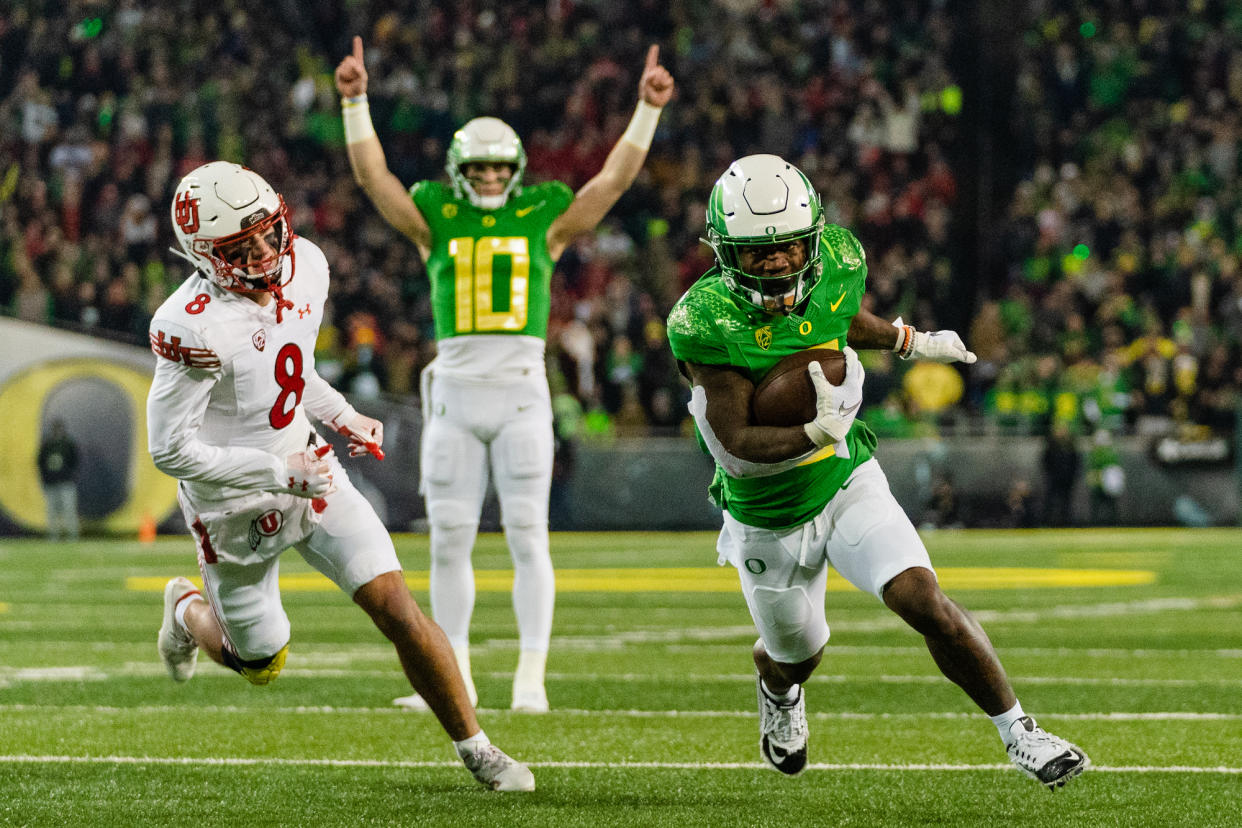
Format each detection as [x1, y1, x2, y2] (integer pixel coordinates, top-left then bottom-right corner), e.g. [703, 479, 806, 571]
[1, 528, 1240, 827]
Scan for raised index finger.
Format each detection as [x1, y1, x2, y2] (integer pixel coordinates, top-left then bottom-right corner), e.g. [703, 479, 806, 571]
[353, 35, 364, 63]
[645, 44, 659, 71]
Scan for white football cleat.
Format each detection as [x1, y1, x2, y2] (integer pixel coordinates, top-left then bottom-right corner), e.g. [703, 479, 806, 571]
[511, 681, 549, 713]
[157, 577, 200, 683]
[392, 692, 432, 711]
[1007, 716, 1089, 789]
[461, 744, 535, 792]
[393, 683, 478, 711]
[756, 674, 809, 776]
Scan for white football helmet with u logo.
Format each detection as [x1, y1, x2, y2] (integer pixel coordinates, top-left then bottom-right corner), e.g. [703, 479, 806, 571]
[170, 161, 296, 313]
[445, 117, 526, 209]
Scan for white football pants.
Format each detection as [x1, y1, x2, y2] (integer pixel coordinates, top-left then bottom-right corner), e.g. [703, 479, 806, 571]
[717, 458, 935, 664]
[420, 370, 555, 654]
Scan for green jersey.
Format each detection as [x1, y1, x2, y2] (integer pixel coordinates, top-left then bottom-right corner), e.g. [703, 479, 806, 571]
[667, 224, 877, 530]
[411, 180, 574, 341]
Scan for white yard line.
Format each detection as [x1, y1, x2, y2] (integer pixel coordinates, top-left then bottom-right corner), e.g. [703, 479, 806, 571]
[0, 754, 1237, 774]
[1, 704, 1239, 721]
[6, 640, 1242, 660]
[2, 663, 1239, 687]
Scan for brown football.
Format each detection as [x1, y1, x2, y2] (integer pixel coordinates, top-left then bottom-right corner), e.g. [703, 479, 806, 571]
[751, 347, 847, 427]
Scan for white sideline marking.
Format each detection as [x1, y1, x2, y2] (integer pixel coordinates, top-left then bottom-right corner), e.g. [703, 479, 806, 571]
[1, 704, 1239, 722]
[0, 754, 1237, 774]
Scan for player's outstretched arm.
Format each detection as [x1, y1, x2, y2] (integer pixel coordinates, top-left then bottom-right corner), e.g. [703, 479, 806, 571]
[847, 308, 977, 364]
[335, 35, 432, 252]
[547, 44, 674, 260]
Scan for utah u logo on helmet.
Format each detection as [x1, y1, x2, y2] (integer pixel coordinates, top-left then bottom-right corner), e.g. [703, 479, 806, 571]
[174, 191, 201, 234]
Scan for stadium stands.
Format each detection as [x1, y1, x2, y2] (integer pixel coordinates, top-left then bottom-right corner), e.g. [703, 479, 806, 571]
[1, 1, 1236, 442]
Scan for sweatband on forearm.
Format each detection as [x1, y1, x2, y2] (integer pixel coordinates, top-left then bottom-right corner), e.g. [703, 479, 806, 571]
[341, 94, 376, 144]
[621, 100, 662, 149]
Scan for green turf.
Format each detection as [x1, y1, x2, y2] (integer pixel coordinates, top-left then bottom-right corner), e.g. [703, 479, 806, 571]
[1, 529, 1240, 827]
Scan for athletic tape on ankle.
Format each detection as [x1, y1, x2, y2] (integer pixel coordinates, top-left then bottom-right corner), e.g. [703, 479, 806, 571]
[173, 589, 201, 632]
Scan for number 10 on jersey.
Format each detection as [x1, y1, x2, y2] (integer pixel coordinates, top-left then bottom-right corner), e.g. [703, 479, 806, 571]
[449, 236, 529, 333]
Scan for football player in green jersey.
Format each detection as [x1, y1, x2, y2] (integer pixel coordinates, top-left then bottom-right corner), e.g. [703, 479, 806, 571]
[667, 155, 1088, 788]
[335, 36, 674, 713]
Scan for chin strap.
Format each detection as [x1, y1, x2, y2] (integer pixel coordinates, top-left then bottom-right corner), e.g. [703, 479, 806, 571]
[271, 245, 297, 323]
[272, 287, 294, 323]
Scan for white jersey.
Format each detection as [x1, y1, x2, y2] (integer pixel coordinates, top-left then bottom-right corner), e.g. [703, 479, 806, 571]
[146, 237, 353, 504]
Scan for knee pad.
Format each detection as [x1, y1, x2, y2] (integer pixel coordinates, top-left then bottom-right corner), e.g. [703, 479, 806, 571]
[426, 498, 478, 530]
[223, 644, 289, 686]
[750, 585, 828, 664]
[501, 497, 547, 530]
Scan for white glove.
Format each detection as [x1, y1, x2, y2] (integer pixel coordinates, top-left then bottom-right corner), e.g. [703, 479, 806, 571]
[909, 330, 977, 363]
[803, 346, 865, 448]
[330, 411, 385, 459]
[283, 444, 336, 498]
[892, 317, 976, 363]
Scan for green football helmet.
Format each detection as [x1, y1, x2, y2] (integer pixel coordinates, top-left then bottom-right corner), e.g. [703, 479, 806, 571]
[704, 154, 825, 314]
[445, 117, 526, 209]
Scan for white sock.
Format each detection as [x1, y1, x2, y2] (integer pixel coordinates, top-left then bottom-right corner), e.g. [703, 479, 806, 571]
[428, 522, 479, 646]
[452, 644, 474, 686]
[761, 679, 799, 704]
[453, 729, 489, 759]
[514, 649, 547, 691]
[453, 644, 478, 705]
[990, 701, 1027, 746]
[173, 592, 204, 635]
[505, 522, 554, 651]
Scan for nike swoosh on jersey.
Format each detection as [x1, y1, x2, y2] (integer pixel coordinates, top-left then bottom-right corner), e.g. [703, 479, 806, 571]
[829, 290, 848, 312]
[515, 201, 545, 217]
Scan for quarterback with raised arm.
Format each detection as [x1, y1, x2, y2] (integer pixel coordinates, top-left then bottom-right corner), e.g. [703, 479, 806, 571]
[147, 160, 534, 791]
[335, 36, 674, 713]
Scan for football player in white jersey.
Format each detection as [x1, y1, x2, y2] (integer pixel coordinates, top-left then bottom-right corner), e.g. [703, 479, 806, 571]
[147, 161, 534, 792]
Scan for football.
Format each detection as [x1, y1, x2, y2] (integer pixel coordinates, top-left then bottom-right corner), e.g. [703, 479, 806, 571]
[751, 347, 847, 427]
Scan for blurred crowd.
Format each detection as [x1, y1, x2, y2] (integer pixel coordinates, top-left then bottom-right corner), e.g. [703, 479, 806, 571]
[977, 0, 1242, 443]
[1, 0, 1236, 449]
[0, 0, 963, 442]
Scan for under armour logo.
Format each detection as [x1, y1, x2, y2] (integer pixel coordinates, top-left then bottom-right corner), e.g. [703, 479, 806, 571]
[296, 303, 312, 319]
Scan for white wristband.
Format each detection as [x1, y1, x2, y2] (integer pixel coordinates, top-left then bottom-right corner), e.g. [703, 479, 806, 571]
[342, 98, 376, 144]
[621, 100, 662, 149]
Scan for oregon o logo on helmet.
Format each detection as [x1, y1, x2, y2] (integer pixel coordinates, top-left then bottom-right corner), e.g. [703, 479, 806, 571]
[765, 225, 776, 234]
[745, 558, 767, 574]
